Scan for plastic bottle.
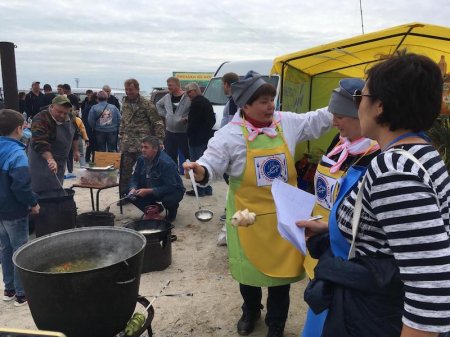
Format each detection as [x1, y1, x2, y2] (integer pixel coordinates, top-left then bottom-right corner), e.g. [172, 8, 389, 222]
[22, 112, 27, 121]
[438, 55, 447, 78]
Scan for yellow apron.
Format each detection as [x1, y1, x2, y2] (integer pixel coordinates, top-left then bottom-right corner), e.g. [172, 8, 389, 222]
[303, 156, 346, 278]
[226, 122, 304, 287]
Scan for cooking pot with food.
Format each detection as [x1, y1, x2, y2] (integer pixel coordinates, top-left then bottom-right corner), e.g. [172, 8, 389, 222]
[13, 227, 146, 337]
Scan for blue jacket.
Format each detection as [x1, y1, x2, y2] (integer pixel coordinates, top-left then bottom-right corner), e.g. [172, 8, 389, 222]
[88, 102, 121, 133]
[129, 150, 185, 198]
[0, 137, 37, 220]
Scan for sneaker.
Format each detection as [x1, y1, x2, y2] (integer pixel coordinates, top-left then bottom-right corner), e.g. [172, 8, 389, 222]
[64, 173, 76, 179]
[14, 295, 27, 307]
[237, 307, 261, 336]
[204, 186, 213, 196]
[3, 289, 16, 301]
[186, 189, 206, 197]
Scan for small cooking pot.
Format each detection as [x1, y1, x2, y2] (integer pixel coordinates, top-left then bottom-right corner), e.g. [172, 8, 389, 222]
[125, 220, 176, 272]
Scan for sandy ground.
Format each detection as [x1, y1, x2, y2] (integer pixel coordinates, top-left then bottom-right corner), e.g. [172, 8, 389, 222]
[0, 166, 308, 337]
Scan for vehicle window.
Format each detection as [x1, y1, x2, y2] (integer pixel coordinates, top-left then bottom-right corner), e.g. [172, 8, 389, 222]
[203, 76, 278, 105]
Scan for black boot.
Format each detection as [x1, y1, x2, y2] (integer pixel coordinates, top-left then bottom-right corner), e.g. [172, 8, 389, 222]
[266, 324, 284, 337]
[237, 306, 262, 336]
[165, 207, 178, 222]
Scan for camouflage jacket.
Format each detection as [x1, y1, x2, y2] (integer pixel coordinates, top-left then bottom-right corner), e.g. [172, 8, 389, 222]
[30, 109, 79, 155]
[119, 95, 165, 153]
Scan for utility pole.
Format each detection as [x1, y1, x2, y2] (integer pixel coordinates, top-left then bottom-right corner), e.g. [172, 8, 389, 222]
[359, 0, 365, 34]
[0, 42, 19, 110]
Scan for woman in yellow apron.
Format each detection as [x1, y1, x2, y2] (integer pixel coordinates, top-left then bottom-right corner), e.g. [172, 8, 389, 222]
[184, 71, 333, 337]
[299, 79, 379, 337]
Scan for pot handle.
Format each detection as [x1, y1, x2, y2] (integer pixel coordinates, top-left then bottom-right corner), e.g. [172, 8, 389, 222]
[170, 234, 177, 242]
[115, 260, 136, 285]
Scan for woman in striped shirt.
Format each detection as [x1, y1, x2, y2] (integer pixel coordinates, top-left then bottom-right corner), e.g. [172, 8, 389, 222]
[299, 52, 449, 337]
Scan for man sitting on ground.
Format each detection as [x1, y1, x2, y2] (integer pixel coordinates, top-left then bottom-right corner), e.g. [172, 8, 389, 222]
[128, 136, 185, 222]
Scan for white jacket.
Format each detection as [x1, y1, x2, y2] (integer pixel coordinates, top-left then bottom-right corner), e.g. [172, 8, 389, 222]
[198, 108, 333, 181]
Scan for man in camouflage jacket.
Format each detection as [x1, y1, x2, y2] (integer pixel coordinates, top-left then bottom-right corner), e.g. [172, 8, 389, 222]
[119, 78, 165, 197]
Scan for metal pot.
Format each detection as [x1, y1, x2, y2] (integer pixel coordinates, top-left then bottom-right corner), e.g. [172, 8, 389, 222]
[34, 188, 77, 237]
[126, 220, 176, 272]
[13, 227, 146, 337]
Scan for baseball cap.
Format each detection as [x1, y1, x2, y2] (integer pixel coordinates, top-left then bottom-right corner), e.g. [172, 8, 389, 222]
[32, 81, 40, 85]
[52, 95, 72, 107]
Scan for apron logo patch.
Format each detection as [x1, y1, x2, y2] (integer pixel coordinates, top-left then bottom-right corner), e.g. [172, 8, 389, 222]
[254, 154, 288, 187]
[315, 170, 340, 210]
[316, 176, 329, 202]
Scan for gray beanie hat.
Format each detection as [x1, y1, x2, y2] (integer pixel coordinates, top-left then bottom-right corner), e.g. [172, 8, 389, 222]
[231, 71, 267, 108]
[328, 78, 365, 118]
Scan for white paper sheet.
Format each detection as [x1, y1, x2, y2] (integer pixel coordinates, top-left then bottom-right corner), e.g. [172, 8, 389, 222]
[271, 179, 316, 255]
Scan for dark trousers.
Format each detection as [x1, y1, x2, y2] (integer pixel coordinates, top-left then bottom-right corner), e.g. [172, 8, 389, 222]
[120, 151, 139, 196]
[95, 131, 118, 152]
[164, 131, 189, 166]
[130, 192, 183, 212]
[85, 143, 94, 163]
[67, 149, 73, 173]
[239, 283, 290, 329]
[189, 142, 211, 194]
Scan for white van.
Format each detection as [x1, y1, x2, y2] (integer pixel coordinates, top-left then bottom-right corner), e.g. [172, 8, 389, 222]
[202, 60, 280, 130]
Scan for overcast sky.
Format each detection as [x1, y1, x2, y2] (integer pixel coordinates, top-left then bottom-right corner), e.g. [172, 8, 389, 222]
[1, 0, 449, 92]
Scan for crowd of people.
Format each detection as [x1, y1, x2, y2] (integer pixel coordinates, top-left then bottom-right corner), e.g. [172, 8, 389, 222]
[1, 51, 450, 337]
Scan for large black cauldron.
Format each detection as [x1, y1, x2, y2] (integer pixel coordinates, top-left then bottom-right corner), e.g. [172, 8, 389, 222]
[13, 227, 146, 337]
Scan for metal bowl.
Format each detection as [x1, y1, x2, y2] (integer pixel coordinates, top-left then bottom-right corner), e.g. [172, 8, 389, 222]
[195, 209, 214, 222]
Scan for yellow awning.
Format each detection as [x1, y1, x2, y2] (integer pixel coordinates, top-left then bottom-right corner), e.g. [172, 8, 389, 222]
[272, 22, 450, 80]
[271, 22, 450, 159]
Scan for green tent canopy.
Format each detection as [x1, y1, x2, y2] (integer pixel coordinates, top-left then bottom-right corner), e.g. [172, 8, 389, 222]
[271, 22, 450, 157]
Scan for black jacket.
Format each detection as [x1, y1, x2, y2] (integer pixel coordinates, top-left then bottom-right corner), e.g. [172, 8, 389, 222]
[39, 93, 56, 111]
[187, 95, 215, 146]
[24, 91, 43, 118]
[107, 95, 121, 110]
[305, 233, 404, 337]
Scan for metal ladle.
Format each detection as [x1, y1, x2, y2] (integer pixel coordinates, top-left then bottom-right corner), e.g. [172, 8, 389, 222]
[185, 160, 214, 222]
[104, 195, 131, 212]
[53, 171, 68, 196]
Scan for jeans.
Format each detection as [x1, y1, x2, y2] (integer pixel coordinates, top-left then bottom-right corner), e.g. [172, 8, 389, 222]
[95, 131, 118, 152]
[78, 139, 86, 167]
[240, 283, 291, 329]
[0, 217, 29, 296]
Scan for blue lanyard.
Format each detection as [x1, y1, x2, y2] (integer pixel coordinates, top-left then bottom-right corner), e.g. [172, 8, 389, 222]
[382, 131, 429, 151]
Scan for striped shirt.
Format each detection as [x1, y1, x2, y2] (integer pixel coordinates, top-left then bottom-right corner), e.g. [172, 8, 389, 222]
[337, 144, 450, 333]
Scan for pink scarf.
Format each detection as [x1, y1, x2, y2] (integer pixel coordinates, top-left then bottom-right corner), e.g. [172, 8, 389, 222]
[327, 137, 379, 173]
[232, 114, 279, 141]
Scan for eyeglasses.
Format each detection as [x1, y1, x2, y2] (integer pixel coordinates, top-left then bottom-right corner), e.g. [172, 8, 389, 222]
[352, 89, 376, 109]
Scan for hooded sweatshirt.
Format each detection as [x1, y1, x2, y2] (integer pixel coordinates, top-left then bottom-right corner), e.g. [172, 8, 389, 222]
[0, 137, 37, 220]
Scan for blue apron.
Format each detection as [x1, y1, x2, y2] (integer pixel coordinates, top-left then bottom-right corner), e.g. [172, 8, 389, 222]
[301, 166, 366, 337]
